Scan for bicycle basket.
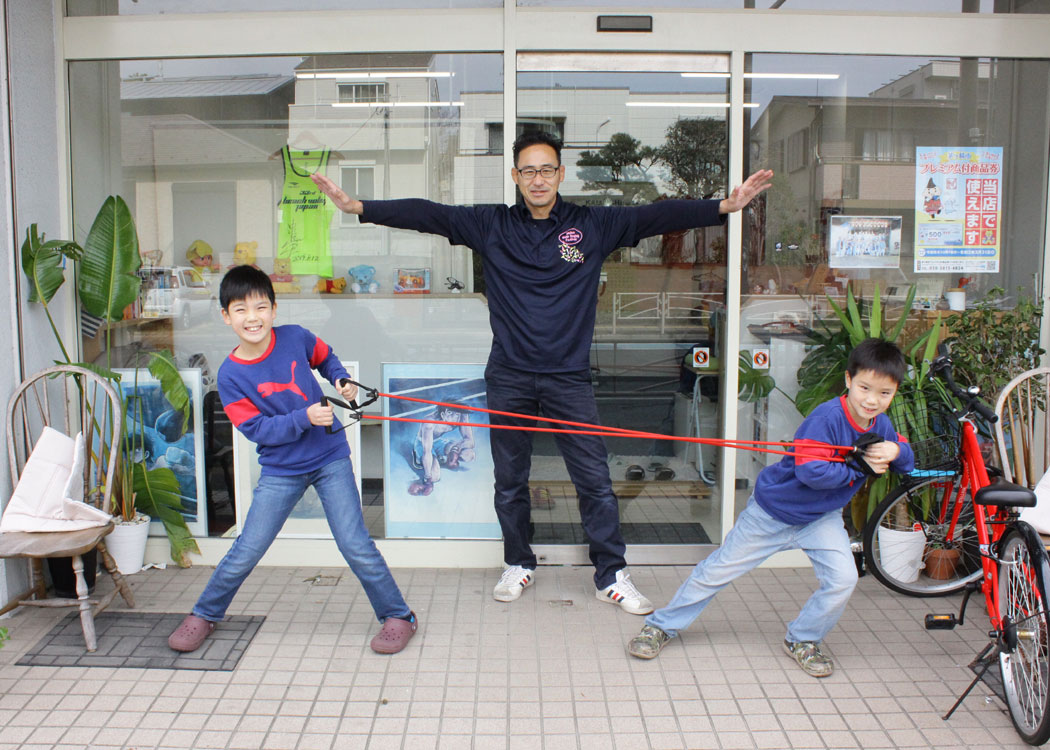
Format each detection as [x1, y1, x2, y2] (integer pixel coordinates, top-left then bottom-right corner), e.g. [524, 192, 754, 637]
[886, 397, 959, 473]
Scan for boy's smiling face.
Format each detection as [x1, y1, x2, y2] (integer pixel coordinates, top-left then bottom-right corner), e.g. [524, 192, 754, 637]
[843, 368, 898, 428]
[222, 292, 276, 357]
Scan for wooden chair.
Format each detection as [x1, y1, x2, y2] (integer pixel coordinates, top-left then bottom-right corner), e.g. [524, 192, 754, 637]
[994, 366, 1050, 489]
[0, 365, 136, 651]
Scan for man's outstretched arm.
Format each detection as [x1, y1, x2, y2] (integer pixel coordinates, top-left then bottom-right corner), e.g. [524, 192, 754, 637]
[719, 169, 774, 214]
[311, 173, 363, 215]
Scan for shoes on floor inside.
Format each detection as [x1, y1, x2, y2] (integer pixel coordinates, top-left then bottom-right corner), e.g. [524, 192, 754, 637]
[596, 569, 654, 614]
[493, 565, 534, 602]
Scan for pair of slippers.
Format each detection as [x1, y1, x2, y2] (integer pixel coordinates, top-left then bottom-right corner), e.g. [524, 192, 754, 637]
[624, 463, 676, 482]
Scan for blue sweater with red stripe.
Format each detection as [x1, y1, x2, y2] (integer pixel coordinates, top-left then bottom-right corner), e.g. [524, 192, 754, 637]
[218, 325, 350, 476]
[754, 396, 915, 524]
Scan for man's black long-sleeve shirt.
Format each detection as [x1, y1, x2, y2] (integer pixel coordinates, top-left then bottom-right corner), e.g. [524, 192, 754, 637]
[361, 196, 725, 373]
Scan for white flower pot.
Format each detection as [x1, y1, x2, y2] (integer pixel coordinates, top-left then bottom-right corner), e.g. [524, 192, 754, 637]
[876, 525, 927, 583]
[107, 513, 151, 575]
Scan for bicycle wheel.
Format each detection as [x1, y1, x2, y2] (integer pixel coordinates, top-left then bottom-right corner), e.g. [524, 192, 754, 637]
[997, 526, 1050, 746]
[863, 471, 983, 596]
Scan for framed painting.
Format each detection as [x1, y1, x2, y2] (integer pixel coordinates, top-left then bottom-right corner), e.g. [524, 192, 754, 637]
[382, 362, 500, 539]
[232, 361, 361, 538]
[114, 367, 207, 538]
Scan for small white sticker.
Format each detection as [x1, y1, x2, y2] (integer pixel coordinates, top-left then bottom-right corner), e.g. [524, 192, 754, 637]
[692, 347, 710, 368]
[752, 348, 770, 369]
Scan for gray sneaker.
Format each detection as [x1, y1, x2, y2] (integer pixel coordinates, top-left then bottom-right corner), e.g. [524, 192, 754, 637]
[627, 625, 671, 659]
[782, 639, 834, 677]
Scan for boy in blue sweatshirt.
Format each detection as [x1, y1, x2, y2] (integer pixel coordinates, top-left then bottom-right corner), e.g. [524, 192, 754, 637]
[168, 265, 417, 655]
[628, 338, 915, 677]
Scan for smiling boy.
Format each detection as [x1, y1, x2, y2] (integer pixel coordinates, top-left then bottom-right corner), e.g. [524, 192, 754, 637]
[168, 265, 417, 655]
[628, 338, 915, 677]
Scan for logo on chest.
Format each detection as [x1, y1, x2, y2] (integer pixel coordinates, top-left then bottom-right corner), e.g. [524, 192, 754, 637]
[557, 227, 585, 264]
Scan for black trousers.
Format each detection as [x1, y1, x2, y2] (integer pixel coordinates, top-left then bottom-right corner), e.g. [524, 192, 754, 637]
[485, 360, 626, 588]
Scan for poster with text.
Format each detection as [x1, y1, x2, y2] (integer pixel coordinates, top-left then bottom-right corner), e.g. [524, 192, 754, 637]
[828, 215, 902, 269]
[383, 363, 500, 539]
[914, 146, 1003, 274]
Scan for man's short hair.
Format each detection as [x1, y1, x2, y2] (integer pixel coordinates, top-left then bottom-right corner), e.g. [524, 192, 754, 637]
[220, 264, 275, 310]
[512, 131, 563, 167]
[847, 338, 907, 385]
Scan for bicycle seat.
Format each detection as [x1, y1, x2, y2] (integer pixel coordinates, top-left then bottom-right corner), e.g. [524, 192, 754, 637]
[973, 477, 1038, 508]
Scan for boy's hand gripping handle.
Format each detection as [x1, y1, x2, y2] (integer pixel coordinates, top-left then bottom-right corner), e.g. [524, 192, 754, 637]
[847, 431, 883, 476]
[319, 378, 379, 434]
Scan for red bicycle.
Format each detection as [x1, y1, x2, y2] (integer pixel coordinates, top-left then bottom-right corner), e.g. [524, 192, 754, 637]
[862, 344, 1050, 744]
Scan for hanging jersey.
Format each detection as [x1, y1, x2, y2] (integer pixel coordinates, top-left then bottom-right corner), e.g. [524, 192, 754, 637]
[277, 146, 335, 277]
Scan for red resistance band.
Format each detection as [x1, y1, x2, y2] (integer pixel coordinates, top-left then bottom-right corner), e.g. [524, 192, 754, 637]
[346, 390, 855, 464]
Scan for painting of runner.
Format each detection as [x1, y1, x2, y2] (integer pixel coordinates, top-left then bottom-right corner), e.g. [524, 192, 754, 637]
[382, 363, 500, 539]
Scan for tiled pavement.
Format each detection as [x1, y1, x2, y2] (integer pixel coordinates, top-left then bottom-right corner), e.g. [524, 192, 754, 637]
[0, 563, 1037, 749]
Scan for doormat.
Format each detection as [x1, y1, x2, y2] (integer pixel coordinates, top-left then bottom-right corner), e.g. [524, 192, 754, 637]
[532, 521, 711, 545]
[17, 612, 264, 671]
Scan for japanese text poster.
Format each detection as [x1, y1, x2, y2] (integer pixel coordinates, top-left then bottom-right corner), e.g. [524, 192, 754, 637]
[914, 146, 1003, 273]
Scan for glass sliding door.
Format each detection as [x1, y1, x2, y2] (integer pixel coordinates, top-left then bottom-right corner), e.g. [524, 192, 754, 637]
[515, 53, 732, 561]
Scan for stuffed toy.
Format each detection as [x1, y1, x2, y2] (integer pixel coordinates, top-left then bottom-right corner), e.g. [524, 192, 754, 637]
[269, 257, 300, 294]
[314, 278, 347, 294]
[231, 241, 262, 270]
[348, 264, 380, 294]
[185, 239, 220, 281]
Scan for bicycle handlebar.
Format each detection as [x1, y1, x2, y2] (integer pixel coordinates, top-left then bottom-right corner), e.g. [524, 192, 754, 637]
[929, 343, 998, 424]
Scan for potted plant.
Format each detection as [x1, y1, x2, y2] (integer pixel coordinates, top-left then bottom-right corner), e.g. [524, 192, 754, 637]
[20, 197, 200, 570]
[923, 538, 962, 580]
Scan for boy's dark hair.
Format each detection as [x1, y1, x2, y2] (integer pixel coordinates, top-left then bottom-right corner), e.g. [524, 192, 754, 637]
[512, 131, 562, 167]
[847, 338, 907, 385]
[220, 265, 275, 310]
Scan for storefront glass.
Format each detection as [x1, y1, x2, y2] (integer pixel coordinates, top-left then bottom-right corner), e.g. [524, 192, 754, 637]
[69, 52, 503, 538]
[517, 53, 731, 549]
[67, 0, 501, 15]
[737, 53, 1050, 530]
[517, 0, 1047, 11]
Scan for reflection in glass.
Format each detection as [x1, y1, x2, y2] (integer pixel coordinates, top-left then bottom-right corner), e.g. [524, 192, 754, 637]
[516, 62, 731, 547]
[737, 52, 1050, 521]
[70, 52, 503, 536]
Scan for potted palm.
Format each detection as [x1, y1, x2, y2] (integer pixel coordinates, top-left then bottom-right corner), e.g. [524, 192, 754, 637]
[20, 196, 200, 571]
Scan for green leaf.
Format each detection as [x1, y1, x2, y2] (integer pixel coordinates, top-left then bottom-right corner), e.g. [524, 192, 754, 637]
[738, 352, 775, 402]
[79, 196, 142, 321]
[886, 285, 918, 342]
[131, 463, 200, 567]
[870, 283, 882, 339]
[845, 287, 864, 345]
[147, 350, 191, 435]
[20, 224, 83, 305]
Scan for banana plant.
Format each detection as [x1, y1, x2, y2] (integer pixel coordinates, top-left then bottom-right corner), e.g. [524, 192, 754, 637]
[19, 197, 200, 566]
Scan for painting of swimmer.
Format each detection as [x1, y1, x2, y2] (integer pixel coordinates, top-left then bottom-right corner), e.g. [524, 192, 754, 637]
[382, 363, 500, 540]
[115, 367, 207, 537]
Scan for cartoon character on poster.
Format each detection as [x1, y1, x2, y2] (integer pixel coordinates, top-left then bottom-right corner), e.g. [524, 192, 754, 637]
[407, 402, 476, 496]
[922, 178, 943, 219]
[382, 364, 500, 539]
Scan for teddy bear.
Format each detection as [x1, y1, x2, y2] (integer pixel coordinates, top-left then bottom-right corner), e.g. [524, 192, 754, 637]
[348, 264, 379, 294]
[230, 241, 262, 270]
[269, 257, 300, 294]
[314, 278, 347, 294]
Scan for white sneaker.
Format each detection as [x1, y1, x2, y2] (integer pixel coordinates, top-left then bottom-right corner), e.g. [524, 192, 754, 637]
[493, 565, 535, 602]
[596, 569, 653, 614]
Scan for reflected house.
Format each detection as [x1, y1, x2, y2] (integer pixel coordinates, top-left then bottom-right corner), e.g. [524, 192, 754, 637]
[120, 73, 294, 269]
[748, 60, 996, 290]
[287, 54, 460, 267]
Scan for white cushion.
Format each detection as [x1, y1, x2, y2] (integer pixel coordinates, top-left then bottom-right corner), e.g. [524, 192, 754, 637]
[0, 427, 112, 533]
[1020, 466, 1050, 535]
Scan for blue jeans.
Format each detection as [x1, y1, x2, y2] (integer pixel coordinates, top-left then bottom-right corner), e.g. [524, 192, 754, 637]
[193, 457, 410, 623]
[485, 360, 625, 589]
[647, 497, 858, 643]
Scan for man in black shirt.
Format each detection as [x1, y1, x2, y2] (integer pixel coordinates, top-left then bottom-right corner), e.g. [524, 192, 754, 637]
[312, 133, 772, 614]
